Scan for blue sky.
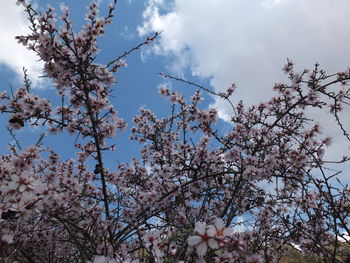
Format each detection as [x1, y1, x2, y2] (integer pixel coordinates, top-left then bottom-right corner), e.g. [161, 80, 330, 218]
[0, 0, 214, 165]
[0, 0, 350, 176]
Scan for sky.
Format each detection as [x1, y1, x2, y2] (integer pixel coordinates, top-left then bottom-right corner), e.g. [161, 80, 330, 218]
[0, 0, 349, 178]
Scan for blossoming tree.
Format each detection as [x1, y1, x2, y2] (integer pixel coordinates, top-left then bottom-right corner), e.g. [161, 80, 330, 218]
[1, 1, 350, 262]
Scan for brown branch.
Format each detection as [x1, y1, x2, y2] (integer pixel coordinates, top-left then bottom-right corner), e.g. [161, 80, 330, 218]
[106, 32, 161, 68]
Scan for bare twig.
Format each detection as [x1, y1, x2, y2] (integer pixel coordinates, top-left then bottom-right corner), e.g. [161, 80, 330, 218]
[107, 32, 161, 68]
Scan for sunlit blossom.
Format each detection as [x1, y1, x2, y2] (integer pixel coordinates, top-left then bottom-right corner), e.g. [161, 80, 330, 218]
[188, 222, 219, 256]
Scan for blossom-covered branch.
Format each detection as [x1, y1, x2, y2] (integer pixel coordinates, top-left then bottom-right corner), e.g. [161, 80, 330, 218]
[0, 1, 350, 263]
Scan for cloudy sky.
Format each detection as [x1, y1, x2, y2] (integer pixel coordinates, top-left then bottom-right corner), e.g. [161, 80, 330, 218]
[138, 0, 350, 112]
[0, 0, 349, 173]
[0, 1, 44, 85]
[138, 0, 350, 170]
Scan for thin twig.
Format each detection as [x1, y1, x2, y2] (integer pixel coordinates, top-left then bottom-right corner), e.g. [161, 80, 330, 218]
[159, 73, 237, 115]
[7, 126, 22, 151]
[107, 32, 161, 68]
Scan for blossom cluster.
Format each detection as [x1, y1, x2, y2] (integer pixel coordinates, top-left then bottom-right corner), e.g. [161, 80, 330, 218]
[0, 1, 350, 262]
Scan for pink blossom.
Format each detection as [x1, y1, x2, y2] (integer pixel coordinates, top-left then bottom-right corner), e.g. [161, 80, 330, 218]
[188, 222, 219, 256]
[211, 218, 234, 240]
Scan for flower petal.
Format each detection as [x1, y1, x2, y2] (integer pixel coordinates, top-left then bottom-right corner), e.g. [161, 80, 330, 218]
[214, 218, 224, 229]
[196, 257, 206, 263]
[208, 239, 219, 249]
[188, 235, 202, 246]
[195, 222, 207, 234]
[223, 227, 234, 236]
[207, 225, 216, 237]
[196, 242, 208, 256]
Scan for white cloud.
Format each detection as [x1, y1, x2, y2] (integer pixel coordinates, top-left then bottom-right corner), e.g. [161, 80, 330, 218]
[262, 0, 284, 8]
[0, 0, 44, 87]
[138, 0, 350, 103]
[139, 0, 350, 177]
